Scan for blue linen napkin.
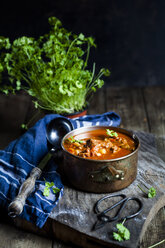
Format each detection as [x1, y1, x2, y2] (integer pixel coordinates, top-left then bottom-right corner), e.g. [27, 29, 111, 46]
[0, 111, 120, 228]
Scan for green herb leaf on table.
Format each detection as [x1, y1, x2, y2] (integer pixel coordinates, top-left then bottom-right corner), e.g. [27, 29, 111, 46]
[137, 184, 156, 198]
[113, 219, 130, 242]
[148, 187, 156, 198]
[113, 232, 123, 242]
[106, 129, 118, 137]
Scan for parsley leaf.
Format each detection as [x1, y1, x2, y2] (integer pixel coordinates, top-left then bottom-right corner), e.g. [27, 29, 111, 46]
[68, 136, 84, 144]
[113, 232, 123, 242]
[116, 223, 127, 233]
[106, 129, 118, 137]
[113, 219, 130, 242]
[21, 123, 28, 130]
[138, 184, 156, 198]
[45, 181, 54, 188]
[52, 187, 61, 194]
[148, 187, 156, 198]
[43, 186, 50, 197]
[43, 180, 60, 197]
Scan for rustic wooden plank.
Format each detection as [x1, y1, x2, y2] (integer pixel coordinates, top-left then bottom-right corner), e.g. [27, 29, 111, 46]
[140, 86, 165, 248]
[0, 93, 31, 149]
[143, 86, 165, 162]
[0, 222, 52, 248]
[53, 240, 74, 248]
[88, 87, 106, 115]
[140, 208, 165, 248]
[23, 98, 45, 129]
[143, 86, 165, 135]
[105, 86, 149, 132]
[12, 218, 73, 248]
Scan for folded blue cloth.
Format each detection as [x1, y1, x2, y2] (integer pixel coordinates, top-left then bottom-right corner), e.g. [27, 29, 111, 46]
[0, 112, 120, 228]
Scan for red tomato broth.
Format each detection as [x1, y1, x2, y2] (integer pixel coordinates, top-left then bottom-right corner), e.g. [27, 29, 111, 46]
[63, 129, 136, 160]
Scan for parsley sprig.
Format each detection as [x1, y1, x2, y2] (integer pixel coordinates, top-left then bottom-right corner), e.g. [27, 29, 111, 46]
[113, 219, 130, 241]
[43, 180, 60, 197]
[106, 129, 118, 137]
[68, 136, 84, 144]
[137, 184, 156, 198]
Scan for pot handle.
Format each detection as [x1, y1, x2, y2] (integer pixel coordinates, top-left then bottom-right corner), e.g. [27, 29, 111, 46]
[89, 165, 125, 183]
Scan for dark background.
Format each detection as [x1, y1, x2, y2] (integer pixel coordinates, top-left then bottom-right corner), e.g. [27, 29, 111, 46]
[0, 0, 165, 87]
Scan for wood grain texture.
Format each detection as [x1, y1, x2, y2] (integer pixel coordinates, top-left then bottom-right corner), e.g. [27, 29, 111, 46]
[0, 93, 31, 149]
[140, 207, 165, 248]
[143, 86, 165, 162]
[143, 86, 165, 135]
[0, 223, 52, 248]
[140, 86, 165, 248]
[8, 167, 42, 217]
[88, 87, 106, 115]
[52, 240, 74, 248]
[106, 86, 149, 132]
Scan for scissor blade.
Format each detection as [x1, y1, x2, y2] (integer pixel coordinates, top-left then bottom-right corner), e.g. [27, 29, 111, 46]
[92, 220, 106, 231]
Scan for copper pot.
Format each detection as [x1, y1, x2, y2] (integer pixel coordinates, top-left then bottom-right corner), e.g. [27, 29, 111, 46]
[61, 126, 140, 193]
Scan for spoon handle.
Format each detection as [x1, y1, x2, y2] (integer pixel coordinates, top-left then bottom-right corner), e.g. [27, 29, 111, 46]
[8, 167, 42, 217]
[8, 152, 52, 217]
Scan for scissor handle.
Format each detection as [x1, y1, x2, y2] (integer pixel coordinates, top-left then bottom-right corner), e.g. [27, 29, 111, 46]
[94, 193, 126, 214]
[119, 197, 143, 221]
[94, 194, 127, 222]
[95, 194, 143, 223]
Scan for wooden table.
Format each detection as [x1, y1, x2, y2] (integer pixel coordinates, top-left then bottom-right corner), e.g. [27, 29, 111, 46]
[0, 85, 165, 248]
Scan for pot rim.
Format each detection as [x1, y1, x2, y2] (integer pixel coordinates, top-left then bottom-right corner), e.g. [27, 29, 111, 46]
[61, 126, 140, 163]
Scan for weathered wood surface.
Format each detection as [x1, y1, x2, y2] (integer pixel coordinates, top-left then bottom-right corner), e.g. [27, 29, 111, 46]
[0, 222, 52, 248]
[0, 86, 165, 248]
[0, 93, 31, 149]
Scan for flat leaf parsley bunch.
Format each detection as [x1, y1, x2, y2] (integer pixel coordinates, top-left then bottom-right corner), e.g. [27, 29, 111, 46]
[0, 17, 110, 114]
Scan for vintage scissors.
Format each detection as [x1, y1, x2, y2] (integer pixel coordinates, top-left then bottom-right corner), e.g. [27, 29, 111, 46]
[92, 193, 143, 231]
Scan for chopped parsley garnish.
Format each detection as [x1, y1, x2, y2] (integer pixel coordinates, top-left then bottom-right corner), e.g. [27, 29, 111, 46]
[68, 136, 84, 144]
[106, 129, 118, 137]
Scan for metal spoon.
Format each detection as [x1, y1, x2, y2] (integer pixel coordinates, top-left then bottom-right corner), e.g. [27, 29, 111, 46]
[46, 117, 73, 153]
[8, 117, 73, 217]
